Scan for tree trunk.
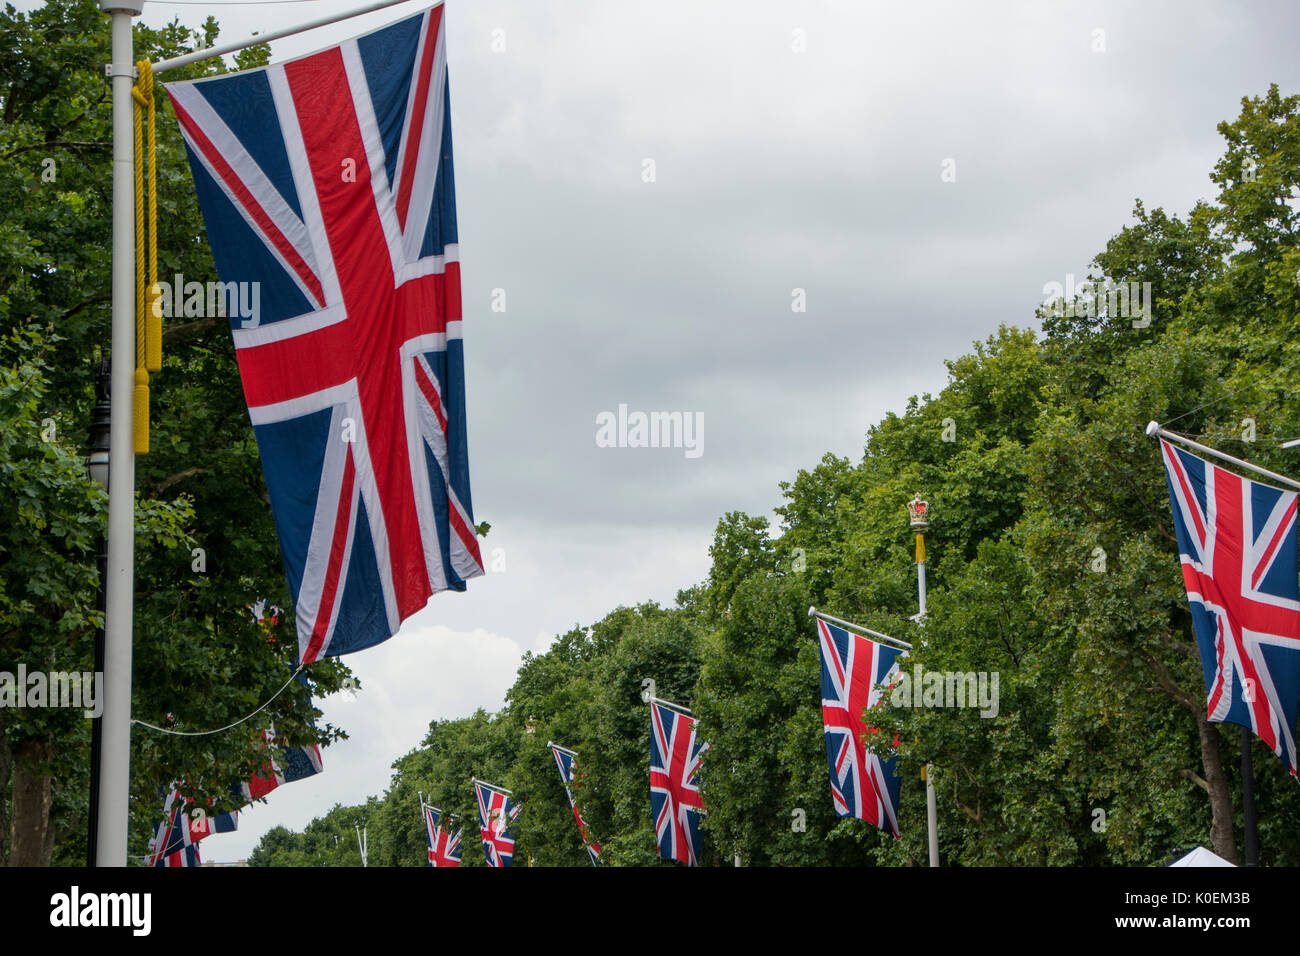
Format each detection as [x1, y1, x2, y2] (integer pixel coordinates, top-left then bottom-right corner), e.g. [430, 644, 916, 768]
[0, 706, 10, 866]
[9, 738, 54, 867]
[1146, 652, 1239, 863]
[1194, 710, 1239, 865]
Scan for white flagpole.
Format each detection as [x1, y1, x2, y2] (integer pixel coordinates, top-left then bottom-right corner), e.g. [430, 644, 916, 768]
[924, 766, 939, 867]
[150, 0, 432, 75]
[97, 0, 143, 869]
[1147, 421, 1300, 491]
[808, 607, 914, 651]
[904, 494, 939, 868]
[917, 560, 939, 866]
[646, 696, 695, 717]
[471, 777, 512, 795]
[917, 554, 929, 620]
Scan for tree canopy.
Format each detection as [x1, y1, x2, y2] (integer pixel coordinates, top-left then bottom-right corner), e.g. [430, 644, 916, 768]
[1, 0, 354, 865]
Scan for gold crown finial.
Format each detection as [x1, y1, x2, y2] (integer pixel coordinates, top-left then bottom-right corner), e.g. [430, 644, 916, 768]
[907, 493, 929, 529]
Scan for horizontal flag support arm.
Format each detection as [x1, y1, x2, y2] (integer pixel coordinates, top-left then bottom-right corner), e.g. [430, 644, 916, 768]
[150, 0, 435, 75]
[1147, 421, 1300, 492]
[809, 606, 914, 651]
[471, 777, 512, 795]
[646, 696, 694, 716]
[546, 741, 577, 756]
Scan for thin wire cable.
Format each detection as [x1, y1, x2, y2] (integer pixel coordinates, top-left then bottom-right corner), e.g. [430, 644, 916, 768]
[133, 663, 306, 737]
[1163, 352, 1300, 430]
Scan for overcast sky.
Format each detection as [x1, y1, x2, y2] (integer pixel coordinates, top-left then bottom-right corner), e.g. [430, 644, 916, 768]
[40, 0, 1300, 860]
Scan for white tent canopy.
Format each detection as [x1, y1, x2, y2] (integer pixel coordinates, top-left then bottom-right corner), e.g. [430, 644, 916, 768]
[1169, 846, 1236, 867]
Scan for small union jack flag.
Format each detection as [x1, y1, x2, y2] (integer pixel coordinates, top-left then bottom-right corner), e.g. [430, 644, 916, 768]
[237, 729, 324, 803]
[153, 844, 201, 868]
[166, 3, 483, 664]
[246, 599, 282, 628]
[548, 742, 602, 866]
[817, 618, 903, 838]
[422, 802, 462, 867]
[235, 662, 323, 803]
[649, 701, 706, 866]
[1159, 438, 1300, 774]
[474, 779, 519, 868]
[149, 787, 238, 867]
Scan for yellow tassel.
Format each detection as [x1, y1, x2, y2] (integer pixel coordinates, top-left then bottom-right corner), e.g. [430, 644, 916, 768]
[915, 532, 926, 565]
[134, 368, 149, 455]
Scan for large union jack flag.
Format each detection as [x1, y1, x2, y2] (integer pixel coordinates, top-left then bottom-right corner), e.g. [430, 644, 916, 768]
[1158, 438, 1300, 774]
[817, 618, 903, 838]
[649, 701, 706, 866]
[474, 780, 519, 868]
[548, 742, 602, 866]
[165, 3, 483, 664]
[422, 803, 462, 867]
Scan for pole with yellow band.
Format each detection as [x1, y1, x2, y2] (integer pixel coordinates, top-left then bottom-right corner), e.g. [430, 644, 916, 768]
[905, 492, 938, 866]
[131, 58, 161, 454]
[907, 493, 928, 617]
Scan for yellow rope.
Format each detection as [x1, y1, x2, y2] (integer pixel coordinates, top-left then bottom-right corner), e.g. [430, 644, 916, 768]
[132, 60, 160, 454]
[143, 62, 160, 375]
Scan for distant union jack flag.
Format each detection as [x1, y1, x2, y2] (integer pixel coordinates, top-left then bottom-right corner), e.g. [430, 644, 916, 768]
[474, 780, 519, 868]
[423, 803, 462, 867]
[649, 702, 706, 866]
[155, 844, 201, 868]
[237, 729, 324, 803]
[549, 743, 602, 866]
[166, 4, 483, 664]
[817, 618, 903, 838]
[149, 787, 238, 867]
[1159, 439, 1300, 774]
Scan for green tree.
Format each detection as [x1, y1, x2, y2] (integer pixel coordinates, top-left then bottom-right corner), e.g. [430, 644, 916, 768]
[1, 0, 352, 865]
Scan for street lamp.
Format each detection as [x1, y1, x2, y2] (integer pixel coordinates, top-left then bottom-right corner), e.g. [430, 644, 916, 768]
[86, 357, 110, 867]
[87, 358, 112, 490]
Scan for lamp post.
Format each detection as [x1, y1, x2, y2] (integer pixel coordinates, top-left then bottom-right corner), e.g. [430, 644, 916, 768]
[906, 493, 939, 868]
[86, 358, 111, 868]
[87, 359, 112, 490]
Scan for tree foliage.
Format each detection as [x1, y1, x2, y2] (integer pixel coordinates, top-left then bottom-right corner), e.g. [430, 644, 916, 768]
[1, 0, 350, 865]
